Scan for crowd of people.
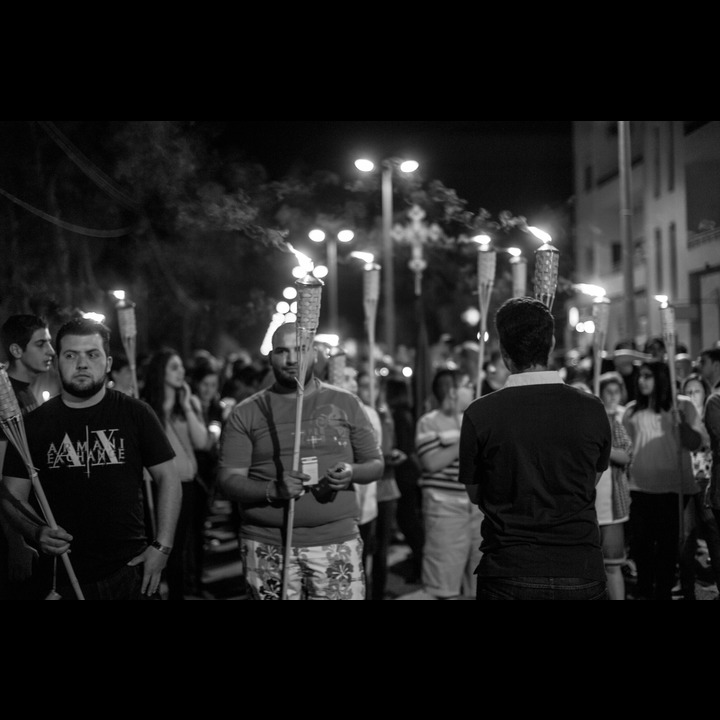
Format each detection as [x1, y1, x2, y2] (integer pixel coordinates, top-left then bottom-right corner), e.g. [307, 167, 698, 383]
[0, 306, 719, 601]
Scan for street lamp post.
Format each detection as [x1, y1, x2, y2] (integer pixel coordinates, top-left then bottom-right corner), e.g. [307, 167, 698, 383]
[309, 228, 354, 334]
[356, 157, 419, 358]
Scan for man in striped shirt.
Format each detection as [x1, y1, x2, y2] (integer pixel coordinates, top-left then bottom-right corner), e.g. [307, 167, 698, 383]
[415, 368, 483, 600]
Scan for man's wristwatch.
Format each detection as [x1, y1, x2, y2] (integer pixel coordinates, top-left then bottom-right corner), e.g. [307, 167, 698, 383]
[150, 540, 173, 556]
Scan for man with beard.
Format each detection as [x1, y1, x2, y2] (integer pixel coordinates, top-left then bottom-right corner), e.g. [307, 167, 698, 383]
[218, 322, 384, 600]
[0, 318, 182, 600]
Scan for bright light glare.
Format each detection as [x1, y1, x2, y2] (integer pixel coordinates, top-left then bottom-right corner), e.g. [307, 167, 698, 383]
[290, 302, 297, 314]
[42, 391, 50, 403]
[351, 251, 375, 265]
[315, 334, 340, 348]
[655, 295, 669, 308]
[309, 229, 326, 243]
[112, 290, 126, 301]
[283, 287, 298, 300]
[472, 234, 492, 247]
[528, 226, 552, 244]
[355, 159, 375, 172]
[314, 265, 329, 279]
[575, 284, 606, 298]
[508, 247, 522, 258]
[276, 301, 290, 315]
[402, 367, 413, 379]
[82, 312, 106, 323]
[462, 307, 482, 326]
[400, 160, 419, 173]
[338, 230, 355, 243]
[292, 266, 307, 279]
[584, 321, 596, 334]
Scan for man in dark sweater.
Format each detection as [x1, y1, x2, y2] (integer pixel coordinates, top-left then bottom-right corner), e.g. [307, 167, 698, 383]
[459, 297, 612, 601]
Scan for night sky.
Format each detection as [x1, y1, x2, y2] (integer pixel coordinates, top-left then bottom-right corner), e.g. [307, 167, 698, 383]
[215, 120, 575, 220]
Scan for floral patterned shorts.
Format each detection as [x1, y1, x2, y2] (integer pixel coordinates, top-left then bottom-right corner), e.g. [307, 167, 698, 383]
[241, 538, 366, 600]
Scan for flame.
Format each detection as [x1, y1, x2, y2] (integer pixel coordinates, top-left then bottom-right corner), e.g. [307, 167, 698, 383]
[351, 251, 375, 266]
[287, 243, 314, 275]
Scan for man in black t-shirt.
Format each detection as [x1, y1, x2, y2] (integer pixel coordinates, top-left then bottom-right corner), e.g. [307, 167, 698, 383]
[459, 298, 612, 601]
[0, 318, 182, 600]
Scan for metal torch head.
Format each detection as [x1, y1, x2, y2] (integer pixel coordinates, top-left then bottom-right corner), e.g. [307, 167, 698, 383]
[117, 303, 138, 338]
[295, 273, 324, 334]
[0, 365, 22, 422]
[477, 246, 497, 287]
[660, 304, 676, 348]
[533, 242, 560, 311]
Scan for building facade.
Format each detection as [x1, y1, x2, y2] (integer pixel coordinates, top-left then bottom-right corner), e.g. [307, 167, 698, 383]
[570, 120, 720, 357]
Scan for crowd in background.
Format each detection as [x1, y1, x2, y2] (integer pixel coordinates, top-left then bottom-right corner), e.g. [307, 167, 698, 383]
[2, 311, 719, 601]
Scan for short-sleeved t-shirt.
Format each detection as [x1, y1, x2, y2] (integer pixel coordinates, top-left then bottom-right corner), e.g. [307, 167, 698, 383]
[219, 378, 382, 547]
[2, 389, 175, 585]
[459, 380, 611, 582]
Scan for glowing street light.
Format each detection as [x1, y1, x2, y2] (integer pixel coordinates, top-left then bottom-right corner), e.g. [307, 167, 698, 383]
[310, 228, 354, 333]
[355, 156, 420, 356]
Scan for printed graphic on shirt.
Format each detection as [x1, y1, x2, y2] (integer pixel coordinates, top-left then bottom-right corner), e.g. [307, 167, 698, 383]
[302, 404, 351, 450]
[48, 428, 125, 477]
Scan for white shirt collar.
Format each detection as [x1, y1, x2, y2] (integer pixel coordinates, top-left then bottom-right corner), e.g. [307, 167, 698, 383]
[503, 371, 565, 388]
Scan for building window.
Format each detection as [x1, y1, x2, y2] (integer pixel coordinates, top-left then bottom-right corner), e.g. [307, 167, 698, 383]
[653, 126, 661, 199]
[669, 222, 678, 299]
[667, 121, 675, 192]
[655, 227, 663, 294]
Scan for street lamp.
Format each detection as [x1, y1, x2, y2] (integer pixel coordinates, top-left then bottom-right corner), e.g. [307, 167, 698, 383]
[309, 228, 354, 334]
[355, 157, 419, 357]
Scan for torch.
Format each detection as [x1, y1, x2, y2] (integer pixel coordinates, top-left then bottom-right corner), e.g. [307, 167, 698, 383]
[114, 291, 140, 399]
[592, 296, 611, 398]
[533, 239, 560, 312]
[114, 290, 156, 538]
[659, 296, 684, 543]
[352, 253, 381, 408]
[282, 271, 324, 601]
[476, 236, 497, 399]
[508, 249, 527, 298]
[0, 366, 85, 600]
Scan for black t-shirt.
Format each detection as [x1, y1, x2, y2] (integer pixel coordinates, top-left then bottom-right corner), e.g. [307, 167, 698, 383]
[459, 382, 611, 582]
[2, 389, 175, 586]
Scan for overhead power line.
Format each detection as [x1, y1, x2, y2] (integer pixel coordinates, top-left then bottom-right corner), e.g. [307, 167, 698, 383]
[36, 120, 141, 212]
[0, 186, 136, 238]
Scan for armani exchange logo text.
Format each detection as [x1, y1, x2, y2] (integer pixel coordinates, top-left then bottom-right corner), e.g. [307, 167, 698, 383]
[48, 429, 125, 475]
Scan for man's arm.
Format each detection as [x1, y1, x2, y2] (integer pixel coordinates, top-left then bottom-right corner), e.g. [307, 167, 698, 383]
[146, 459, 182, 549]
[218, 467, 308, 503]
[0, 475, 72, 556]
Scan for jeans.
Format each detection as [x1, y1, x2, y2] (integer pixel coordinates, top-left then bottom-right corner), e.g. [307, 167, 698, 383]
[477, 577, 609, 601]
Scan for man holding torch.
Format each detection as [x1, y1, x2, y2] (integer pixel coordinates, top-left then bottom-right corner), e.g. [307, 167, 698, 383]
[0, 317, 182, 600]
[0, 314, 56, 600]
[458, 298, 612, 600]
[218, 321, 384, 601]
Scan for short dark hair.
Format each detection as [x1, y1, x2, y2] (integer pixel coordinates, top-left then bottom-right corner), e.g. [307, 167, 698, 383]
[1, 314, 48, 358]
[55, 317, 111, 357]
[495, 297, 555, 371]
[700, 347, 720, 365]
[432, 368, 458, 402]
